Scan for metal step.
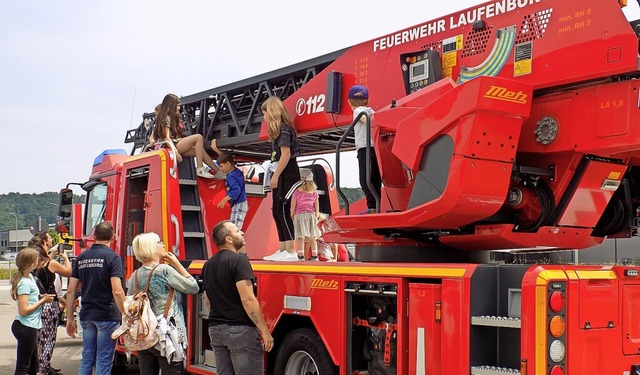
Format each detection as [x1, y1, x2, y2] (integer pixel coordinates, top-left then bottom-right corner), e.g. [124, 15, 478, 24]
[471, 365, 520, 375]
[183, 232, 205, 238]
[471, 316, 521, 328]
[179, 179, 197, 185]
[181, 205, 202, 211]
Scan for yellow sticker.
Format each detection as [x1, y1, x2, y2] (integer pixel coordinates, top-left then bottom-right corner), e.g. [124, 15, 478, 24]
[442, 52, 457, 69]
[514, 59, 532, 76]
[456, 35, 463, 50]
[608, 171, 621, 180]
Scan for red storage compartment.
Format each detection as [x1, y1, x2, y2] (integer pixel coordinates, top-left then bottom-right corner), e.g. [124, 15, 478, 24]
[409, 283, 442, 375]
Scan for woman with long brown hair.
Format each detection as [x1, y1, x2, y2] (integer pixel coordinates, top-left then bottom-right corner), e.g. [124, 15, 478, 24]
[30, 232, 72, 375]
[261, 96, 301, 261]
[150, 93, 221, 179]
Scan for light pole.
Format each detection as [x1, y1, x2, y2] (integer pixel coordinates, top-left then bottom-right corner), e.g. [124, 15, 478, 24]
[45, 202, 58, 232]
[9, 212, 17, 252]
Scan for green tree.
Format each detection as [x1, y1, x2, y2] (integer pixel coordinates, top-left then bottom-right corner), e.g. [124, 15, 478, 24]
[0, 192, 84, 231]
[337, 187, 365, 208]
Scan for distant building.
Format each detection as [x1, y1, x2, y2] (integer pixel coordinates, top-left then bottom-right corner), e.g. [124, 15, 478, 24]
[0, 229, 33, 253]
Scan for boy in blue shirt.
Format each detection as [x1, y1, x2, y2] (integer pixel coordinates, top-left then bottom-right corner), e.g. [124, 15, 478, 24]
[216, 153, 248, 232]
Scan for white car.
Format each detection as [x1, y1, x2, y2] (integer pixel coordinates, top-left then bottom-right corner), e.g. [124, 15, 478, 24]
[1, 252, 17, 261]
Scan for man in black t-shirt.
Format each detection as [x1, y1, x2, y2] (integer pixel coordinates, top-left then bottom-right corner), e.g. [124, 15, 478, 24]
[66, 222, 125, 375]
[203, 220, 274, 374]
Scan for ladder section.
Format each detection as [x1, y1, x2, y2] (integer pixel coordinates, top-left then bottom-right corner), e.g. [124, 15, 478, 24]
[177, 158, 207, 261]
[469, 265, 528, 375]
[124, 49, 353, 157]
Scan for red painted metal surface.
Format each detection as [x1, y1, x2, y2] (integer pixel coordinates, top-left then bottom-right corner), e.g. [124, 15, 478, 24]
[264, 0, 639, 140]
[409, 283, 442, 375]
[315, 0, 640, 251]
[555, 160, 627, 227]
[70, 1, 640, 373]
[521, 265, 640, 374]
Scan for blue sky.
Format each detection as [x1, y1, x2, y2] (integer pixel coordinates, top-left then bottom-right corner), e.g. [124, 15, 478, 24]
[1, 1, 639, 194]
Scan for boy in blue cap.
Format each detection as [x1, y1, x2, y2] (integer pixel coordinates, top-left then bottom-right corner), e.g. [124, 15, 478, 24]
[216, 153, 248, 238]
[348, 85, 382, 213]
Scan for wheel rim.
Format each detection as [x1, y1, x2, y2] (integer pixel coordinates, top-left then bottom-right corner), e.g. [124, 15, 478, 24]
[284, 349, 319, 375]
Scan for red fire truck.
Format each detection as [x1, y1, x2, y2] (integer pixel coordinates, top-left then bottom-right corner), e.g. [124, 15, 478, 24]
[59, 0, 640, 373]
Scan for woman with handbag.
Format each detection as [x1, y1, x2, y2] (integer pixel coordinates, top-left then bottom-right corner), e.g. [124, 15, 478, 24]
[128, 232, 199, 375]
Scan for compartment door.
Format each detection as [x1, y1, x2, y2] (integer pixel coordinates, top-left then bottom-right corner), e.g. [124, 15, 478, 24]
[409, 283, 442, 375]
[622, 284, 640, 355]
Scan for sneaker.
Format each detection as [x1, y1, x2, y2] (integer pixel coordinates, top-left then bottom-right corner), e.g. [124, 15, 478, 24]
[213, 170, 227, 179]
[196, 167, 215, 179]
[279, 252, 299, 261]
[298, 255, 305, 260]
[307, 256, 319, 261]
[263, 249, 284, 261]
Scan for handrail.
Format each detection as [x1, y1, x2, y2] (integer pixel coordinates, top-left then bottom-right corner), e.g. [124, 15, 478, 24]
[300, 157, 337, 191]
[170, 214, 180, 256]
[151, 141, 179, 179]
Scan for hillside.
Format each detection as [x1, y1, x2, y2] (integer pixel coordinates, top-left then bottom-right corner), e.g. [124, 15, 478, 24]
[0, 189, 364, 232]
[0, 192, 84, 231]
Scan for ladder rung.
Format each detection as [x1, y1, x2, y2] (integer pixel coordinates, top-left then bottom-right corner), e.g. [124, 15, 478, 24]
[471, 316, 521, 328]
[179, 179, 197, 185]
[181, 205, 201, 211]
[471, 366, 520, 375]
[183, 232, 205, 238]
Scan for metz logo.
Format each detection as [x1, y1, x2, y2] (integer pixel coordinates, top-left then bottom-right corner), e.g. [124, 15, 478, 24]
[310, 278, 339, 290]
[484, 86, 528, 104]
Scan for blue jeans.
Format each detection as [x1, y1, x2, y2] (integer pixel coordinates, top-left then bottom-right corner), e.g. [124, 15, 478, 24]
[209, 324, 264, 375]
[78, 320, 119, 375]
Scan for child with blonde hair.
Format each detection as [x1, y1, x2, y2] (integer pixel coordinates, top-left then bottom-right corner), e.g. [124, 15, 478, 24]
[11, 247, 55, 375]
[290, 170, 322, 260]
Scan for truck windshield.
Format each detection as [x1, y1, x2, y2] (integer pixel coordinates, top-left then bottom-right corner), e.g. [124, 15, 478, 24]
[84, 183, 108, 236]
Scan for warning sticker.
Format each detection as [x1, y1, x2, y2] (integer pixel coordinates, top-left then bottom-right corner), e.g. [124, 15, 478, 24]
[442, 51, 457, 69]
[514, 41, 533, 76]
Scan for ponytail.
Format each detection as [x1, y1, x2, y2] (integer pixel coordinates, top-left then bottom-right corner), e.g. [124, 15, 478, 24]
[10, 269, 25, 301]
[9, 247, 39, 301]
[301, 179, 317, 193]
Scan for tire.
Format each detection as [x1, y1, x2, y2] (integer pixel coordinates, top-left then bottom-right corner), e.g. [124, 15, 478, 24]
[273, 328, 338, 375]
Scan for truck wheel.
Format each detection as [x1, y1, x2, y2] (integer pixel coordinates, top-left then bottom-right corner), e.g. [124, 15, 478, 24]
[273, 328, 338, 375]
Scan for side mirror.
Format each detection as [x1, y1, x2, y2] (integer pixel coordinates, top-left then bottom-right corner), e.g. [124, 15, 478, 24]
[58, 188, 73, 219]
